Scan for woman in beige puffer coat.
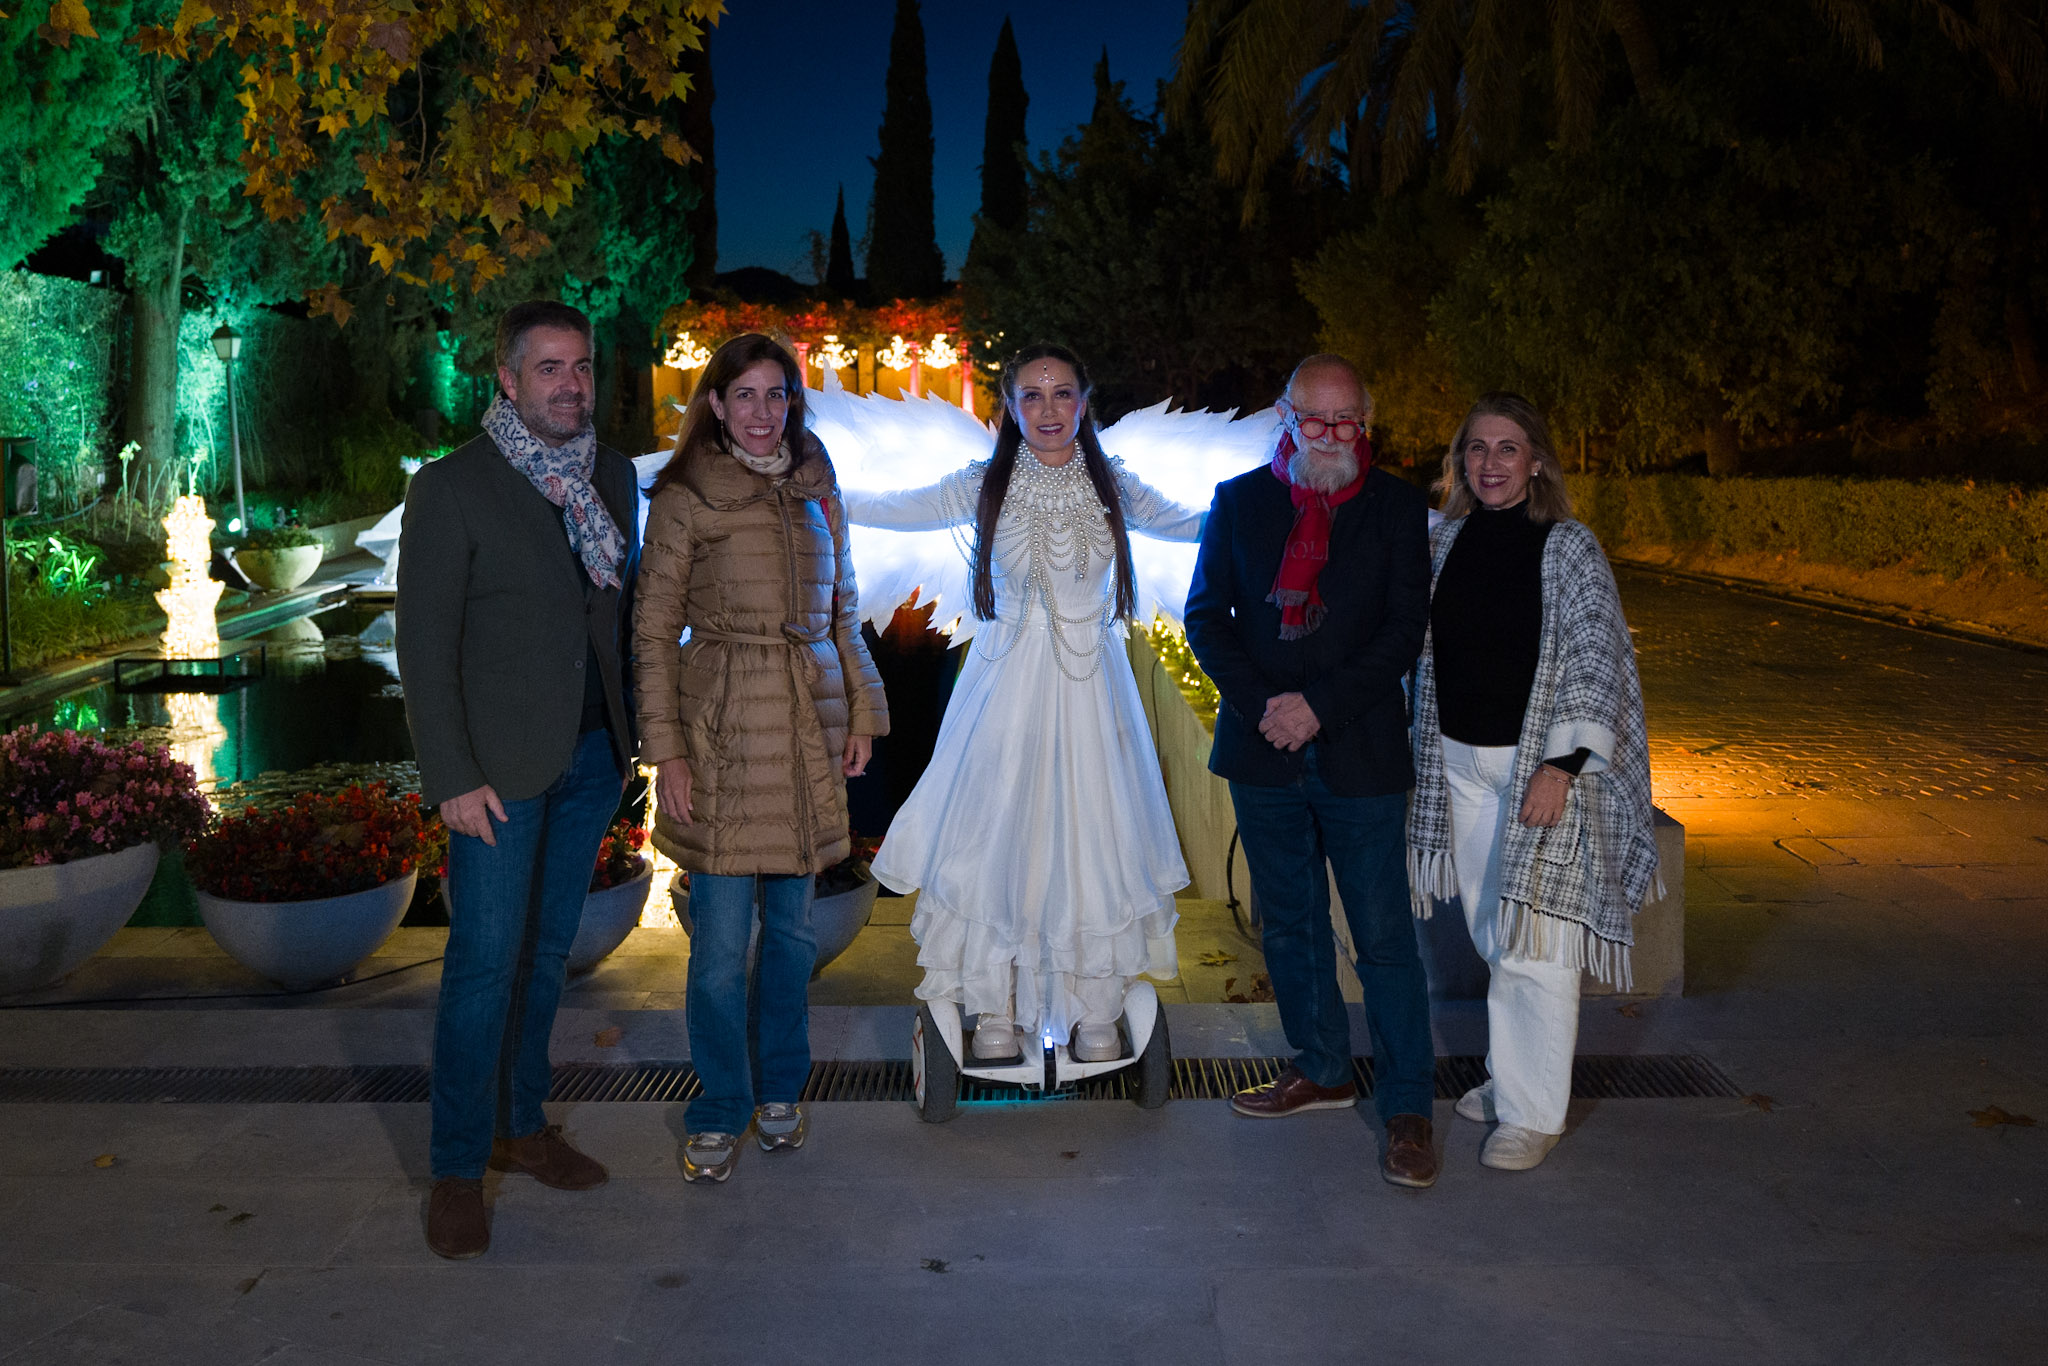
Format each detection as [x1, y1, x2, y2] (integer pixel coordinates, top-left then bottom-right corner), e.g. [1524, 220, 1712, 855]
[633, 333, 888, 1180]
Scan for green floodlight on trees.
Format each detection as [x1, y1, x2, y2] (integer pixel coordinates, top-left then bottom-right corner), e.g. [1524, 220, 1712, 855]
[0, 435, 38, 685]
[210, 324, 249, 537]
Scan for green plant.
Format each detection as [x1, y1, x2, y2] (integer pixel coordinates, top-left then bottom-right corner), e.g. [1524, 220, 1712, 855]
[5, 530, 107, 601]
[1, 582, 162, 669]
[1566, 473, 2048, 583]
[328, 411, 422, 505]
[240, 525, 320, 550]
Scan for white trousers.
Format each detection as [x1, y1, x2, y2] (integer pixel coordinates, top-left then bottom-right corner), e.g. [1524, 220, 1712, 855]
[1442, 737, 1581, 1135]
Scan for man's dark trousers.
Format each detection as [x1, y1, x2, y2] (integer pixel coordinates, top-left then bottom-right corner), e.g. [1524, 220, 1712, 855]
[1231, 750, 1434, 1122]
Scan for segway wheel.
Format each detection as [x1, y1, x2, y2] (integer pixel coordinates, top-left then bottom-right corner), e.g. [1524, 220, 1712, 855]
[913, 1003, 959, 1124]
[1132, 1008, 1172, 1110]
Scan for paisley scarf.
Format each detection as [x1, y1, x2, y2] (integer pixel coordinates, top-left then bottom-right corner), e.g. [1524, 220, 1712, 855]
[481, 396, 624, 589]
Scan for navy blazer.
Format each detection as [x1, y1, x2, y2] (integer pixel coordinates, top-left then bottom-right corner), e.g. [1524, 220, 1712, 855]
[1183, 463, 1429, 797]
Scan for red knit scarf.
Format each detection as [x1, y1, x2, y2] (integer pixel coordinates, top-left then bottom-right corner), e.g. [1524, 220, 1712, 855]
[1266, 432, 1369, 640]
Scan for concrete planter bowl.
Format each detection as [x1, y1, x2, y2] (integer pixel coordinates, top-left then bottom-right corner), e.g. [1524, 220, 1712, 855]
[671, 871, 879, 977]
[196, 870, 416, 990]
[569, 864, 654, 972]
[235, 544, 324, 592]
[0, 842, 161, 996]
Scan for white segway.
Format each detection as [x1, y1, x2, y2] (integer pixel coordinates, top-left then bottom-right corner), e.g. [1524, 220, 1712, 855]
[911, 980, 1172, 1122]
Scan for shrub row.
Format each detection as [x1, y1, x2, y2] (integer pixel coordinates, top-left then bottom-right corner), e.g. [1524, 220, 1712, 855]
[1566, 473, 2048, 583]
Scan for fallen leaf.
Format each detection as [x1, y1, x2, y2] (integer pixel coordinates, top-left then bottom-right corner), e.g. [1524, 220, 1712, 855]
[594, 1026, 624, 1048]
[1059, 1151, 1079, 1160]
[1221, 977, 1236, 992]
[227, 1211, 254, 1225]
[209, 1203, 227, 1213]
[1616, 1002, 1643, 1018]
[1243, 973, 1276, 1004]
[237, 1274, 263, 1295]
[91, 1154, 116, 1168]
[1970, 1105, 2036, 1128]
[1742, 1094, 1774, 1113]
[920, 1258, 949, 1274]
[1197, 950, 1238, 967]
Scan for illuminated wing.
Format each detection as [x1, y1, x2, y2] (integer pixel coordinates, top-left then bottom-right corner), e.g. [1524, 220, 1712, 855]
[1099, 401, 1278, 627]
[807, 368, 995, 638]
[634, 380, 1277, 638]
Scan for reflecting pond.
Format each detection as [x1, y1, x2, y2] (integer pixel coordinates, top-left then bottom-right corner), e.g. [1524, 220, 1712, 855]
[3, 601, 415, 795]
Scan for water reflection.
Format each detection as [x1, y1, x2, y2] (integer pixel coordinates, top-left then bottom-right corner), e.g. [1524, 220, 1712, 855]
[163, 692, 230, 790]
[2, 600, 416, 794]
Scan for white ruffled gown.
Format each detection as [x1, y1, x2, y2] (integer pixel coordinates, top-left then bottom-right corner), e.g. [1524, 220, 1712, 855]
[844, 450, 1201, 1044]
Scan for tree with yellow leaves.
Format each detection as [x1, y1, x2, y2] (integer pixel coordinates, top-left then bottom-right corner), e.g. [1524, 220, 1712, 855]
[22, 0, 721, 477]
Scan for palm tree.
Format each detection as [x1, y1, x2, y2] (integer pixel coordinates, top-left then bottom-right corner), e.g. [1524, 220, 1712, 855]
[1171, 0, 2044, 202]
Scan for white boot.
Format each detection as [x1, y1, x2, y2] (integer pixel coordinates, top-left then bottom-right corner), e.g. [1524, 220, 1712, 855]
[1072, 1022, 1121, 1062]
[972, 1017, 1020, 1060]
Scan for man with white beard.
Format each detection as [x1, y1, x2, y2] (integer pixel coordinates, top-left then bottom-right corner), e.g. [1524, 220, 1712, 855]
[1184, 355, 1439, 1189]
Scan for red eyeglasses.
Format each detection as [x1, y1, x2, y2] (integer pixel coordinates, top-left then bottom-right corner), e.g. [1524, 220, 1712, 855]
[1293, 416, 1364, 443]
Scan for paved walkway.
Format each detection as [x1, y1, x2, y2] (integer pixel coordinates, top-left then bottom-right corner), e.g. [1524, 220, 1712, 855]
[1, 571, 2044, 1364]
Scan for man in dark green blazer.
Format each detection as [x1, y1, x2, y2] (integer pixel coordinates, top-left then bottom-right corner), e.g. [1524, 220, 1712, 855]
[397, 300, 640, 1259]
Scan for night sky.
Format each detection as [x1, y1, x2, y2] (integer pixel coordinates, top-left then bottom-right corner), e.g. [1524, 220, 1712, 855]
[710, 1, 1191, 281]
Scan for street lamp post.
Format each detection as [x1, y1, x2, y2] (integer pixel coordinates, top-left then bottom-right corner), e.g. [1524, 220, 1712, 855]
[210, 324, 246, 535]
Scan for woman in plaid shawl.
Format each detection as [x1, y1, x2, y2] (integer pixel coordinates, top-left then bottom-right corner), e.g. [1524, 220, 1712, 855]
[1407, 393, 1660, 1172]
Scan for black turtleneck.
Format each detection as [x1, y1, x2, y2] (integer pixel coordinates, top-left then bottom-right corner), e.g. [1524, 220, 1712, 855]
[1431, 499, 1556, 749]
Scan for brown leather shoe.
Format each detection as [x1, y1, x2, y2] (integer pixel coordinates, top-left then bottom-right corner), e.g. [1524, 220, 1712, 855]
[1231, 1064, 1359, 1118]
[426, 1177, 489, 1260]
[488, 1124, 609, 1190]
[1382, 1113, 1439, 1189]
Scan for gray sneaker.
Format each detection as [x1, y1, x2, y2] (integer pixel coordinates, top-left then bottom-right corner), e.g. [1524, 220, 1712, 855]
[754, 1102, 808, 1154]
[682, 1131, 740, 1183]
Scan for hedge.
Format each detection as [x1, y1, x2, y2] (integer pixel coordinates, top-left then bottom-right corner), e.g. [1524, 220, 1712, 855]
[1566, 473, 2048, 583]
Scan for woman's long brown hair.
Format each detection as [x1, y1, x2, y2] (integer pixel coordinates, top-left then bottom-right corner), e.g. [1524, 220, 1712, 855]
[972, 344, 1136, 623]
[651, 333, 809, 494]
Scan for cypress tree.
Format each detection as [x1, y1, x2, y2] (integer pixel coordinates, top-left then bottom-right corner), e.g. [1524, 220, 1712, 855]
[679, 24, 717, 290]
[865, 0, 946, 299]
[977, 17, 1029, 236]
[826, 185, 856, 297]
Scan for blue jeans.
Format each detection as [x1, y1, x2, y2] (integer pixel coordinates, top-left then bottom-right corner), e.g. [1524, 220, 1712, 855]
[1230, 748, 1435, 1122]
[686, 872, 817, 1134]
[431, 730, 621, 1179]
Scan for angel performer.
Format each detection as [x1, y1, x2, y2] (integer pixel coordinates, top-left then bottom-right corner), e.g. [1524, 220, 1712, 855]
[841, 344, 1206, 1063]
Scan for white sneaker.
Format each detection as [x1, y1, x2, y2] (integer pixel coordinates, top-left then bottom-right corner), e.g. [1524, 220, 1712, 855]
[1072, 1022, 1120, 1062]
[971, 1020, 1020, 1060]
[1456, 1080, 1497, 1123]
[1480, 1123, 1561, 1171]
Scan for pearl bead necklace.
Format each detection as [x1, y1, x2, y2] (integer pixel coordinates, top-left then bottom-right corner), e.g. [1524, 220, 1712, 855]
[978, 442, 1119, 682]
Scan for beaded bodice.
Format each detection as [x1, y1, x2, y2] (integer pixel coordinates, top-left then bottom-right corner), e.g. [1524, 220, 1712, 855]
[975, 448, 1122, 681]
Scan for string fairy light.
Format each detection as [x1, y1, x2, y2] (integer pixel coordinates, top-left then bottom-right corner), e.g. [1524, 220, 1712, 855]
[663, 332, 713, 370]
[157, 494, 223, 661]
[876, 335, 918, 371]
[1140, 615, 1220, 730]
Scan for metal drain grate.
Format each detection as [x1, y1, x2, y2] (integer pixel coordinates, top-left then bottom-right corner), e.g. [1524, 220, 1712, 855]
[0, 1055, 1738, 1105]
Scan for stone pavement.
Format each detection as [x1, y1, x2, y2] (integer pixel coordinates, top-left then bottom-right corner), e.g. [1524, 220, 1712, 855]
[0, 570, 2044, 1365]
